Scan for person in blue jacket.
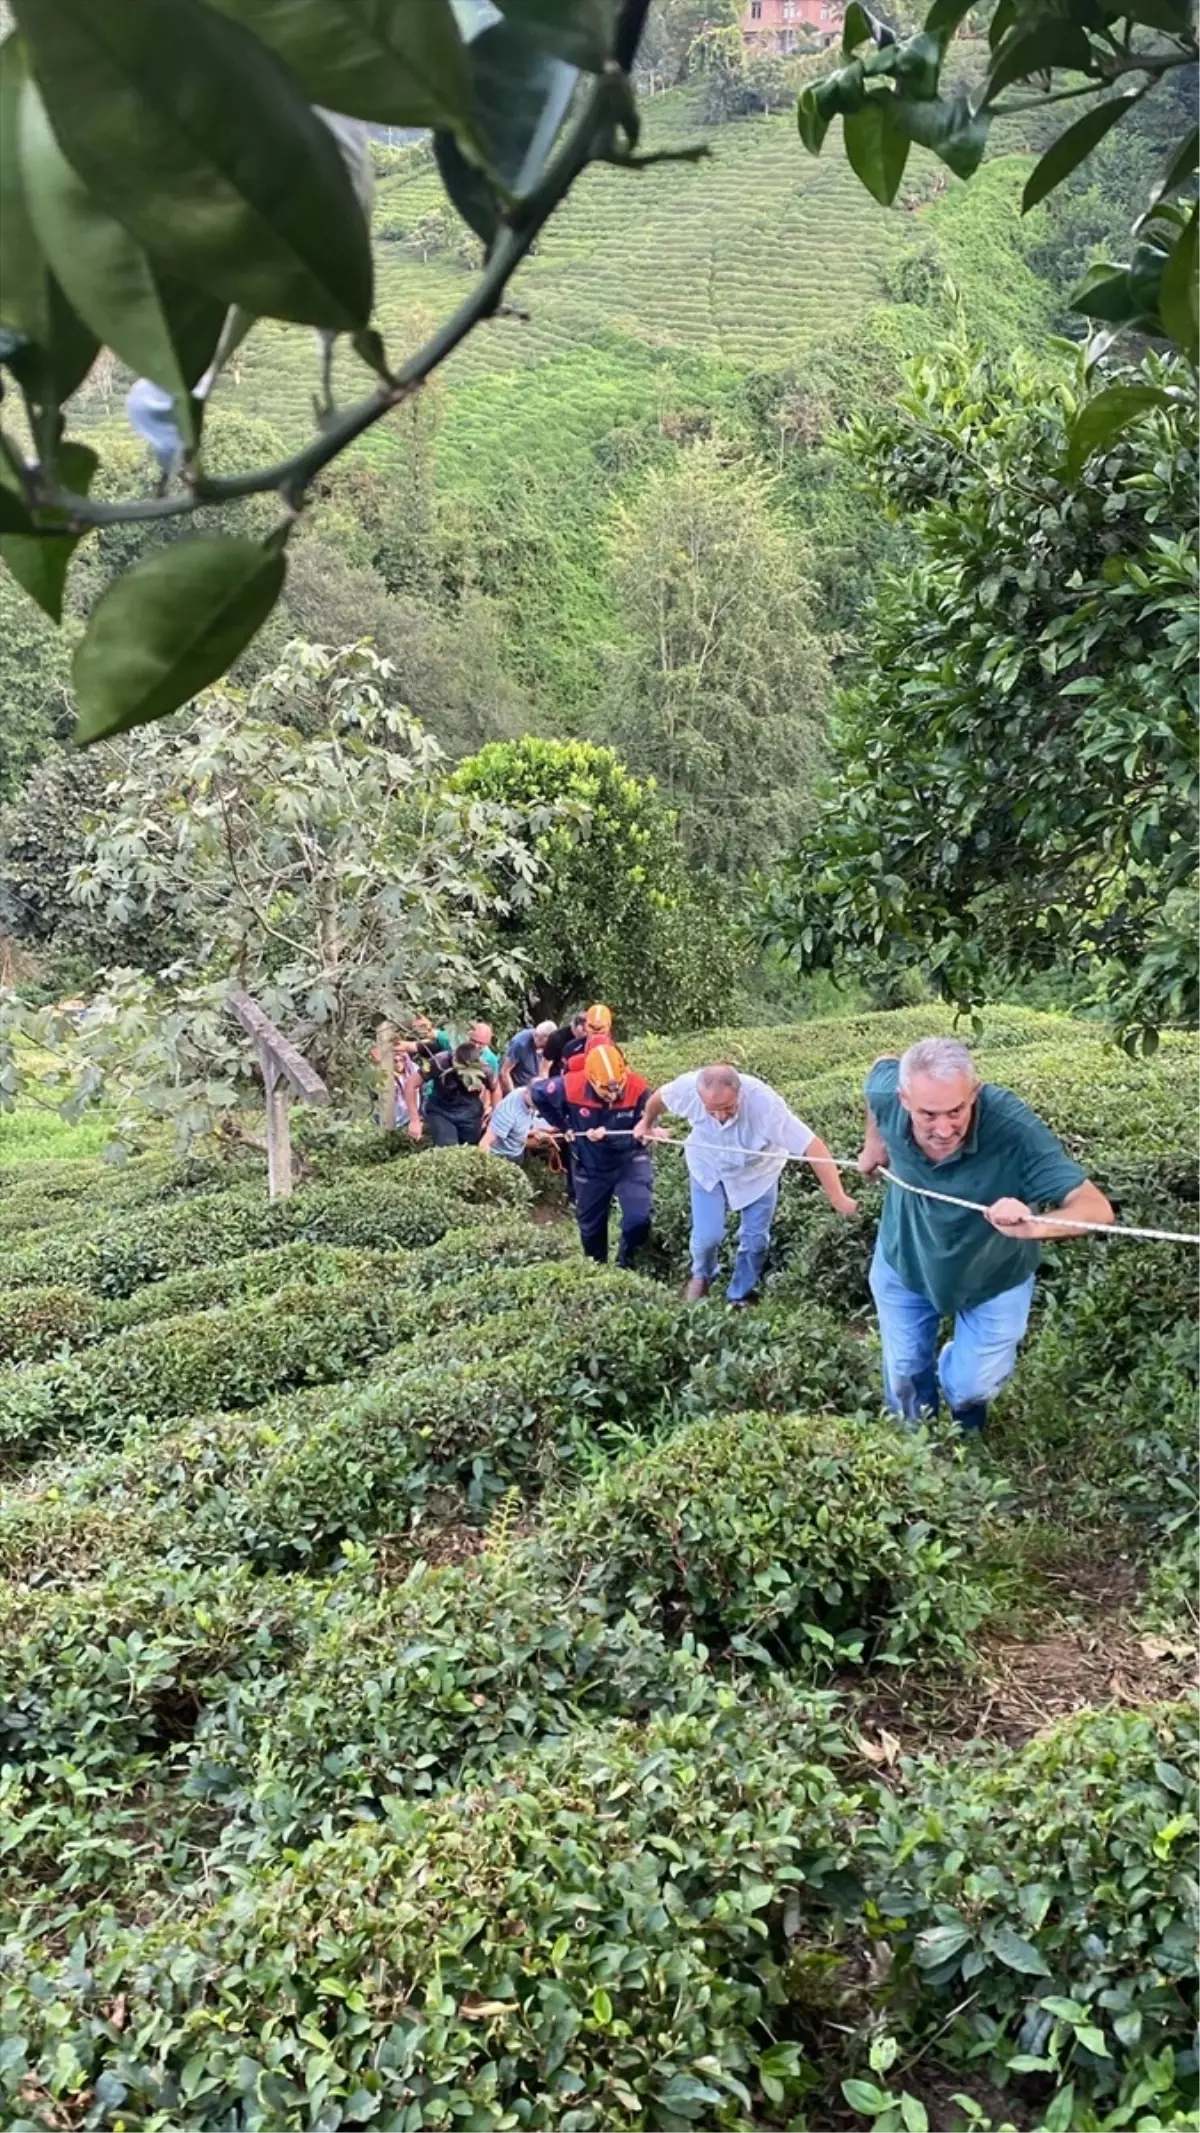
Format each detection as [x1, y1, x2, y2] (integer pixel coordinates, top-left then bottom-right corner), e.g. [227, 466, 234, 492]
[531, 1042, 653, 1269]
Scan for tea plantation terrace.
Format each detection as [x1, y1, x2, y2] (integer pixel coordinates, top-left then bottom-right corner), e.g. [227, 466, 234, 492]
[0, 1005, 1195, 2132]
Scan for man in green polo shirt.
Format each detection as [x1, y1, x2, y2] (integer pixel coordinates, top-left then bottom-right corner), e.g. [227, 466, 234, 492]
[858, 1036, 1114, 1432]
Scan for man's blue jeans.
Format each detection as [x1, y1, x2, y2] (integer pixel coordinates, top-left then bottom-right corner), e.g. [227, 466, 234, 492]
[690, 1176, 778, 1302]
[869, 1239, 1035, 1427]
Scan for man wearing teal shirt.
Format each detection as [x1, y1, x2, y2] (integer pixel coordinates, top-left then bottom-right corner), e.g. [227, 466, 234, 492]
[859, 1036, 1114, 1431]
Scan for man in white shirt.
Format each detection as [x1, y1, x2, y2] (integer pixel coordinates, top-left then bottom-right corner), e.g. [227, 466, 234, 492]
[634, 1063, 858, 1304]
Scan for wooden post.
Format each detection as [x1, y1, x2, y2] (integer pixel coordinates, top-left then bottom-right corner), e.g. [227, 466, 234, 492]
[377, 1019, 398, 1132]
[228, 989, 329, 1200]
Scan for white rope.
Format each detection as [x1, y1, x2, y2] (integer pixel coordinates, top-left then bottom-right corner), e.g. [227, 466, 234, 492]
[873, 1166, 1199, 1245]
[540, 1125, 1199, 1247]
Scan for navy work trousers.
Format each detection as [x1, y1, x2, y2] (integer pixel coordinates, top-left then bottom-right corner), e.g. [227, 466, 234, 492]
[574, 1154, 653, 1268]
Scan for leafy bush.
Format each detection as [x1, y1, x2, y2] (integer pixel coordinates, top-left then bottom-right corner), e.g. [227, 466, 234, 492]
[0, 1144, 261, 1242]
[0, 1268, 866, 1582]
[1, 1693, 858, 2132]
[99, 1210, 568, 1334]
[864, 1704, 1199, 2117]
[4, 1146, 529, 1295]
[197, 1557, 717, 1846]
[0, 1565, 304, 1781]
[549, 1410, 1002, 1672]
[0, 1277, 425, 1461]
[0, 1283, 105, 1366]
[678, 1301, 877, 1419]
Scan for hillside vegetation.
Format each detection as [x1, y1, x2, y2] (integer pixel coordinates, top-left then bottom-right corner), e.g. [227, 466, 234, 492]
[2, 1006, 1196, 2132]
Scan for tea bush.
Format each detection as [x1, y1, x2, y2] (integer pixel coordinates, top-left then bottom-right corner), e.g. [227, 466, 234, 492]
[0, 1564, 306, 1781]
[864, 1703, 1198, 2115]
[0, 1282, 105, 1366]
[0, 1005, 1194, 2133]
[0, 1278, 423, 1461]
[1, 1693, 860, 2133]
[99, 1211, 573, 1334]
[549, 1410, 1002, 1671]
[2, 1276, 876, 1581]
[196, 1557, 720, 1846]
[0, 1144, 262, 1242]
[4, 1146, 529, 1295]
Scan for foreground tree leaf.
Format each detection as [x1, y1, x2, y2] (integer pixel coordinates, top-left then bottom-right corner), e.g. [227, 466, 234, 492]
[19, 81, 225, 441]
[11, 0, 373, 330]
[0, 439, 97, 620]
[72, 536, 288, 743]
[207, 0, 474, 134]
[0, 34, 47, 341]
[843, 99, 909, 206]
[466, 17, 577, 195]
[0, 485, 38, 535]
[794, 0, 1196, 356]
[1, 273, 98, 413]
[1065, 382, 1172, 479]
[1158, 203, 1199, 362]
[889, 92, 990, 180]
[1022, 92, 1141, 213]
[435, 15, 578, 245]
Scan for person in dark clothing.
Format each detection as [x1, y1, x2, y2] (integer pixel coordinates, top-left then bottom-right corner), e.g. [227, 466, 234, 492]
[532, 1042, 653, 1268]
[541, 1012, 588, 1075]
[537, 1013, 589, 1205]
[404, 1042, 496, 1148]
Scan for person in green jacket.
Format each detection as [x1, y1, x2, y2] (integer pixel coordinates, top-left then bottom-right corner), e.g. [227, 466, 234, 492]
[858, 1036, 1114, 1432]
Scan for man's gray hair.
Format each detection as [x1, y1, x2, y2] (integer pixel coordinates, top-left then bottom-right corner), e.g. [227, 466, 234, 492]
[697, 1063, 741, 1096]
[898, 1037, 979, 1092]
[534, 1019, 557, 1041]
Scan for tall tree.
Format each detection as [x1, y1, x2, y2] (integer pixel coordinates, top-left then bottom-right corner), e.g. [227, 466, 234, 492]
[604, 441, 830, 877]
[0, 642, 544, 1140]
[451, 735, 742, 1028]
[761, 347, 1198, 1045]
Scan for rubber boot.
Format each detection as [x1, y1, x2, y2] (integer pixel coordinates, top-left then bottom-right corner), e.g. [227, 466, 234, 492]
[685, 1276, 710, 1302]
[952, 1401, 988, 1434]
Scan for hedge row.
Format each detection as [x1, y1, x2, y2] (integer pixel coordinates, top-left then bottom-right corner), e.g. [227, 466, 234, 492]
[4, 1697, 1192, 2132]
[102, 1208, 574, 1333]
[0, 1275, 878, 1582]
[0, 1144, 264, 1242]
[0, 1282, 105, 1366]
[4, 1145, 530, 1295]
[0, 1211, 573, 1367]
[548, 1409, 1001, 1673]
[0, 1277, 424, 1461]
[0, 1236, 592, 1466]
[2, 1689, 858, 2130]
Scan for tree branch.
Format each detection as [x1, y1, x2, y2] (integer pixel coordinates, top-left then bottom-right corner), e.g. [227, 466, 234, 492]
[33, 67, 630, 534]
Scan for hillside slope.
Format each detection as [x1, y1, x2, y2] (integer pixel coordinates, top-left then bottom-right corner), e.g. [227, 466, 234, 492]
[228, 86, 1055, 452]
[1, 1006, 1195, 2129]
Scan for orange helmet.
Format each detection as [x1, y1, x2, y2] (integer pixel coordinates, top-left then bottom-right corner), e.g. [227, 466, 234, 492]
[584, 1002, 613, 1037]
[584, 1042, 627, 1101]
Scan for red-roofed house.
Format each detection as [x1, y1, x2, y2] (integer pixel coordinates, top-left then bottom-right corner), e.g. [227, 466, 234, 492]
[740, 0, 843, 49]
